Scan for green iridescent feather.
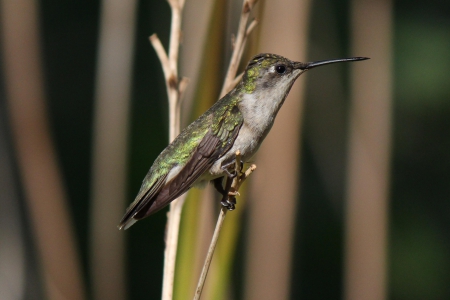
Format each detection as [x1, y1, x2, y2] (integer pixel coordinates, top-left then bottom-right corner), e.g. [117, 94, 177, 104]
[129, 90, 243, 209]
[240, 53, 286, 94]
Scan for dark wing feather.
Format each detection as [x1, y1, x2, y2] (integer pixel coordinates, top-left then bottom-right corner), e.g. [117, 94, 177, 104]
[118, 173, 168, 229]
[135, 122, 241, 218]
[169, 130, 219, 195]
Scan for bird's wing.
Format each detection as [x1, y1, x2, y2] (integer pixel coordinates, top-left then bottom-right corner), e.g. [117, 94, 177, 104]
[118, 104, 243, 229]
[118, 172, 168, 229]
[135, 116, 243, 218]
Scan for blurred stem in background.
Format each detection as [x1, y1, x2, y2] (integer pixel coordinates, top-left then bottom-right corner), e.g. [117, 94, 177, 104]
[344, 0, 392, 299]
[244, 0, 311, 299]
[0, 0, 86, 299]
[89, 0, 137, 299]
[0, 95, 26, 299]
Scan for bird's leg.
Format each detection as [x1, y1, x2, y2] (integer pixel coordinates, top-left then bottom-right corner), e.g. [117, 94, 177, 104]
[219, 159, 244, 210]
[213, 176, 235, 209]
[220, 161, 236, 210]
[220, 160, 238, 179]
[221, 175, 235, 210]
[221, 159, 244, 175]
[216, 150, 257, 213]
[213, 177, 226, 196]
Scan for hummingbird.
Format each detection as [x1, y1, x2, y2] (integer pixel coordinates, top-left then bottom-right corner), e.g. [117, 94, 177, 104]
[118, 53, 368, 230]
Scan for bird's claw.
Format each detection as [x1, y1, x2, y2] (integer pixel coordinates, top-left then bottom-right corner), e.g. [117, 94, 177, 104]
[221, 197, 236, 211]
[217, 157, 244, 211]
[221, 159, 245, 179]
[223, 168, 237, 179]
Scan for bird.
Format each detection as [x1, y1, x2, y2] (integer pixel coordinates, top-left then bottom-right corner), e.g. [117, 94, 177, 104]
[118, 53, 368, 229]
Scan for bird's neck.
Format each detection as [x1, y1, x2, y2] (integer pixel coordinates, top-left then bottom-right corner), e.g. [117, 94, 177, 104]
[238, 81, 294, 135]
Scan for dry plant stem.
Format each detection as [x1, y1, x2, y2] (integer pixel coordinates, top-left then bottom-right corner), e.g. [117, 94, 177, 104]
[178, 77, 190, 103]
[220, 0, 259, 97]
[149, 34, 181, 139]
[194, 151, 256, 300]
[231, 72, 244, 89]
[232, 162, 257, 195]
[149, 1, 187, 300]
[193, 207, 228, 300]
[235, 19, 258, 72]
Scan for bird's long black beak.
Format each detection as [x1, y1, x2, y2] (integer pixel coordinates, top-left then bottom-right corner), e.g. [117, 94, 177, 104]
[295, 57, 369, 70]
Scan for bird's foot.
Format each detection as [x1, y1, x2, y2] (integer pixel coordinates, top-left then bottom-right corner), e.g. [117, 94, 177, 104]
[220, 159, 245, 179]
[217, 153, 246, 211]
[221, 195, 236, 211]
[214, 177, 237, 210]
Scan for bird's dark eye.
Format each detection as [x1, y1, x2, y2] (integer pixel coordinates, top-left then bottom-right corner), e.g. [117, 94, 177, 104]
[275, 65, 286, 74]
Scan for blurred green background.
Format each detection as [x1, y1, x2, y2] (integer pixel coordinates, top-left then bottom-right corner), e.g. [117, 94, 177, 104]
[1, 0, 449, 299]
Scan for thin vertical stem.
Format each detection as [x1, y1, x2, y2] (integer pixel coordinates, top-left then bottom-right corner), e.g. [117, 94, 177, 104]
[150, 1, 187, 299]
[344, 0, 392, 299]
[220, 0, 259, 97]
[193, 208, 228, 300]
[0, 86, 26, 300]
[90, 0, 137, 299]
